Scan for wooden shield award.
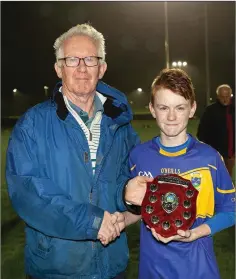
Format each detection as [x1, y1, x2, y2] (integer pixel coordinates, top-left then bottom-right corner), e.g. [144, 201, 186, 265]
[141, 174, 198, 237]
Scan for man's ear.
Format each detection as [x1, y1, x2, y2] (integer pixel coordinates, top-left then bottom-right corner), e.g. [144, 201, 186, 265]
[54, 62, 62, 79]
[149, 102, 156, 118]
[98, 62, 107, 79]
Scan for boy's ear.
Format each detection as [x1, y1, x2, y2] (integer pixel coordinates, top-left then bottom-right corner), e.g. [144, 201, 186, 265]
[189, 101, 197, 118]
[149, 102, 156, 118]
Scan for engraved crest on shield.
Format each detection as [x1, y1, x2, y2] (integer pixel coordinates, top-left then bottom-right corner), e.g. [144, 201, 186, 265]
[161, 192, 179, 213]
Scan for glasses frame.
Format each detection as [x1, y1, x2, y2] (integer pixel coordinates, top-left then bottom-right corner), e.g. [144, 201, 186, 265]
[58, 56, 102, 67]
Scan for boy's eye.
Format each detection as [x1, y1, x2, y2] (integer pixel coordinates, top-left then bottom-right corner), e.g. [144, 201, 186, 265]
[159, 107, 167, 111]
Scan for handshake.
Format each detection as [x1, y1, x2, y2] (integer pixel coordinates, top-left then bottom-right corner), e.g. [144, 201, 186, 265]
[97, 211, 126, 245]
[97, 176, 154, 246]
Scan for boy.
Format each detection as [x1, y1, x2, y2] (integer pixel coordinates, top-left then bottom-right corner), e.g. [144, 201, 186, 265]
[128, 68, 235, 279]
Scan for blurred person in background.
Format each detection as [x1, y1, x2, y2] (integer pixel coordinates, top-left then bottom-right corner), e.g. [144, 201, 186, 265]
[197, 84, 235, 177]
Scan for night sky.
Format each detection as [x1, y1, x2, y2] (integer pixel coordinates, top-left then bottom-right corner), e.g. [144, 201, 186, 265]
[2, 1, 235, 116]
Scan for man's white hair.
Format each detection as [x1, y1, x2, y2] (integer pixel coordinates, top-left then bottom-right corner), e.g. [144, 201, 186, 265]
[53, 23, 106, 63]
[216, 84, 232, 95]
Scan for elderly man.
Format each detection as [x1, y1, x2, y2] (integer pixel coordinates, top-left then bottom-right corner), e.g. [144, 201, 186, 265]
[6, 23, 150, 279]
[197, 84, 235, 176]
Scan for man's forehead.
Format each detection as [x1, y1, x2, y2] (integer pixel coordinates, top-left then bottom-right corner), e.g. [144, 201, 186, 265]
[218, 87, 231, 95]
[64, 35, 96, 48]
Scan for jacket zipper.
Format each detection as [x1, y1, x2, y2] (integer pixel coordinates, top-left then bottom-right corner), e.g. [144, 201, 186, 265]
[89, 130, 92, 141]
[90, 123, 119, 251]
[92, 125, 118, 192]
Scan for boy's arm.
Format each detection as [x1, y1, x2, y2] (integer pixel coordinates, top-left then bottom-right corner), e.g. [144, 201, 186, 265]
[123, 211, 141, 227]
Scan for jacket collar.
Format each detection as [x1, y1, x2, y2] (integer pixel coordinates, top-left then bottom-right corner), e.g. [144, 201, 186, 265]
[51, 81, 132, 123]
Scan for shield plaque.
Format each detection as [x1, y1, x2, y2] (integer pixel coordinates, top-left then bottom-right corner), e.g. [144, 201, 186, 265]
[141, 174, 198, 237]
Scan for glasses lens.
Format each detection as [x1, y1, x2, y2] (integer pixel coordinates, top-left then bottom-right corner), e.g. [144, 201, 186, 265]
[65, 57, 79, 67]
[84, 56, 99, 67]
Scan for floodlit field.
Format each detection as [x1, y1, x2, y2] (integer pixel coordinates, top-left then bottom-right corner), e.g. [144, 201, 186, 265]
[1, 120, 235, 279]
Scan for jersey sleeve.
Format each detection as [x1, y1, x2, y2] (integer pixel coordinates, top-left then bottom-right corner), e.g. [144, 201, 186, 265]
[214, 153, 235, 213]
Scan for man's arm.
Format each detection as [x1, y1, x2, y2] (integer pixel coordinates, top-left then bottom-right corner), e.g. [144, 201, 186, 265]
[115, 124, 141, 211]
[6, 117, 116, 241]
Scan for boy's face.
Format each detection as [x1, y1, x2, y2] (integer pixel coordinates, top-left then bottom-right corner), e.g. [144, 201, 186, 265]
[149, 88, 196, 141]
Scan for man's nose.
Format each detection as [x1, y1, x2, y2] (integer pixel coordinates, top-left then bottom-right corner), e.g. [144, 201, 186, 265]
[223, 97, 228, 102]
[76, 59, 87, 72]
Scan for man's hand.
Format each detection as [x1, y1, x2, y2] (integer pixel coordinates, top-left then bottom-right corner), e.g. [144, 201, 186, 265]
[97, 211, 127, 246]
[125, 176, 153, 205]
[113, 212, 126, 232]
[97, 211, 119, 245]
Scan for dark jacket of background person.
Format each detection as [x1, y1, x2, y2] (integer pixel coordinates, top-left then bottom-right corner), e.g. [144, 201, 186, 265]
[197, 99, 235, 158]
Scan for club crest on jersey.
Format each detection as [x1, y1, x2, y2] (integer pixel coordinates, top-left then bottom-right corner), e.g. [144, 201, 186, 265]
[190, 172, 202, 188]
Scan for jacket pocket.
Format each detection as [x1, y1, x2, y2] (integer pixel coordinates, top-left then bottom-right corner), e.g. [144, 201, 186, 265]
[25, 227, 95, 275]
[26, 227, 52, 259]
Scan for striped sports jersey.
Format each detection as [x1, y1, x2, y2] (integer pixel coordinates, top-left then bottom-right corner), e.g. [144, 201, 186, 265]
[129, 135, 235, 279]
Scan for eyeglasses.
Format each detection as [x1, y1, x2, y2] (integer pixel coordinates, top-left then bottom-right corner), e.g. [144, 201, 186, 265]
[58, 56, 102, 67]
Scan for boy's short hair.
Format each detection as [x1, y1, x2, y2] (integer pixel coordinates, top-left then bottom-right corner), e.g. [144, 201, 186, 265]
[151, 68, 195, 105]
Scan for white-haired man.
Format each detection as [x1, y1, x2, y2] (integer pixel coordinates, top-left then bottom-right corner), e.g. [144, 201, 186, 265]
[6, 23, 150, 279]
[197, 84, 235, 176]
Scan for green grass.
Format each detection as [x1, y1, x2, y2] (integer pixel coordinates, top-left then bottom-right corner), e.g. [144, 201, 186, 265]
[1, 129, 18, 225]
[130, 107, 150, 115]
[2, 222, 25, 279]
[1, 121, 235, 279]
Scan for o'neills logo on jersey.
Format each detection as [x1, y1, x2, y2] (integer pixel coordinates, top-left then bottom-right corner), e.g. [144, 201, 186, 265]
[138, 171, 153, 178]
[160, 168, 181, 174]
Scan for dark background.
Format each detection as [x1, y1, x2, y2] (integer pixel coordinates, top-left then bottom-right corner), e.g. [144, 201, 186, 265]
[1, 1, 235, 116]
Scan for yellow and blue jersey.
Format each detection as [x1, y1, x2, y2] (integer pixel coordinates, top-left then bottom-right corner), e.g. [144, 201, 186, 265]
[129, 135, 235, 279]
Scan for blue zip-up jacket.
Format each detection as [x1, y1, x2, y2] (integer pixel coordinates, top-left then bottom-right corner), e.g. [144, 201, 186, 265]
[6, 81, 140, 279]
